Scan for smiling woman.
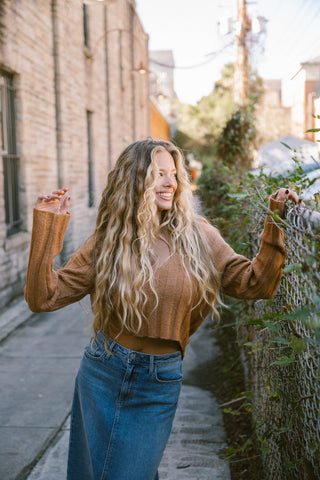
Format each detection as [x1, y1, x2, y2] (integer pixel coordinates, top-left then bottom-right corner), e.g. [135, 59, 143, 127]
[24, 137, 298, 480]
[154, 150, 178, 214]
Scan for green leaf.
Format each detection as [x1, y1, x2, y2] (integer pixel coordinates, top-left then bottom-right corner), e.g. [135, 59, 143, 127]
[227, 193, 249, 199]
[280, 141, 292, 150]
[271, 356, 295, 367]
[223, 407, 241, 416]
[245, 319, 264, 326]
[283, 306, 313, 321]
[283, 263, 302, 274]
[272, 336, 290, 345]
[276, 426, 292, 434]
[271, 211, 281, 222]
[260, 446, 270, 453]
[263, 320, 281, 332]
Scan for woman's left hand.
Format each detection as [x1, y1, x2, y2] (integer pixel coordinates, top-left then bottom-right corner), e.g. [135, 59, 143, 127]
[274, 188, 300, 205]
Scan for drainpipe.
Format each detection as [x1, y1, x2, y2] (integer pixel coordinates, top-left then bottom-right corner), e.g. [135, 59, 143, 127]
[51, 0, 72, 261]
[104, 7, 112, 171]
[51, 0, 63, 187]
[130, 4, 136, 140]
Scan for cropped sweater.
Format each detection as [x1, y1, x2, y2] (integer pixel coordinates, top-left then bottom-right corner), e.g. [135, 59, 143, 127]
[24, 196, 286, 356]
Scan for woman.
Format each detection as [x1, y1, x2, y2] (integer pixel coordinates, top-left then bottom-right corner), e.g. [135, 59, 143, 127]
[25, 138, 298, 480]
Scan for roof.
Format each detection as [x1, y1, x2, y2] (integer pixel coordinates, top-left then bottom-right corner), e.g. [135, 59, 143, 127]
[255, 135, 319, 174]
[301, 55, 320, 66]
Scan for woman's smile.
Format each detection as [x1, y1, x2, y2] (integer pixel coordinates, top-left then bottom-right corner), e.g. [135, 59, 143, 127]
[154, 150, 177, 213]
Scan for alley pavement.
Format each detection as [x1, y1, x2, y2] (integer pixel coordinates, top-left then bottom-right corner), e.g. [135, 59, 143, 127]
[0, 296, 231, 480]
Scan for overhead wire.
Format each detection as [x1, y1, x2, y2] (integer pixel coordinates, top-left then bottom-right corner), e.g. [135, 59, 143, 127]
[149, 40, 235, 70]
[270, 0, 320, 65]
[147, 1, 320, 78]
[250, 0, 320, 75]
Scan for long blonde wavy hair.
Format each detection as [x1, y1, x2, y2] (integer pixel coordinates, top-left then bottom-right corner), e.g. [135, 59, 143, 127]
[92, 138, 222, 338]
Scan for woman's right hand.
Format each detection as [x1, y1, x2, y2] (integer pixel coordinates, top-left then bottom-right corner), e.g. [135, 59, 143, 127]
[35, 187, 70, 214]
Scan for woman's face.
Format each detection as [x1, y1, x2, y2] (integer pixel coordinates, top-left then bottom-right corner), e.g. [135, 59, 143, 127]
[154, 150, 177, 214]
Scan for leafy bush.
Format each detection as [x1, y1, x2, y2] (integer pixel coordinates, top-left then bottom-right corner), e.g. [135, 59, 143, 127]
[214, 107, 258, 170]
[198, 136, 320, 477]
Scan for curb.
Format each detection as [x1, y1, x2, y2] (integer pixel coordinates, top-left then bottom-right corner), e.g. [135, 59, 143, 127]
[0, 296, 34, 344]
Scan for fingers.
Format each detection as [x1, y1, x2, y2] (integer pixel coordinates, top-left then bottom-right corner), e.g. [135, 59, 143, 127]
[273, 188, 287, 202]
[60, 194, 71, 214]
[285, 189, 299, 204]
[51, 188, 68, 197]
[37, 188, 68, 201]
[274, 188, 302, 205]
[35, 187, 70, 213]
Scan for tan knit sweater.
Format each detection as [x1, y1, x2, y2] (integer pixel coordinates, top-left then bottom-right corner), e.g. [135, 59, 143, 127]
[24, 196, 286, 355]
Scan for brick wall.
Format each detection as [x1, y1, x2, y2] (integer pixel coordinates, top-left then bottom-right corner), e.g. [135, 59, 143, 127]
[0, 0, 150, 309]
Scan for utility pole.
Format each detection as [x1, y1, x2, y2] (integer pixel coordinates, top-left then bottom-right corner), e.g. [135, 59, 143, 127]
[234, 0, 250, 104]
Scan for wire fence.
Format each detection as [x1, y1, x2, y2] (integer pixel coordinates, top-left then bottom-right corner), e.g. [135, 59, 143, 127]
[241, 203, 320, 480]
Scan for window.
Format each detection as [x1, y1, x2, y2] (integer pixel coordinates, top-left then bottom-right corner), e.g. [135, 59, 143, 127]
[86, 111, 94, 207]
[83, 4, 90, 48]
[0, 71, 21, 236]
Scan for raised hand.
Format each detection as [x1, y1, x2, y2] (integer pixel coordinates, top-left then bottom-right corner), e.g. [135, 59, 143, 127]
[274, 188, 300, 205]
[35, 188, 70, 214]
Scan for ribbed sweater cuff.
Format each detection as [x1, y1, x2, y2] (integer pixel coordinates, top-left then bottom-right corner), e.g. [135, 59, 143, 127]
[32, 208, 70, 255]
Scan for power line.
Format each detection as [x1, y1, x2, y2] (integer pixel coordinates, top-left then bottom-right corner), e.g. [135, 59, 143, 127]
[149, 40, 235, 70]
[264, 0, 320, 62]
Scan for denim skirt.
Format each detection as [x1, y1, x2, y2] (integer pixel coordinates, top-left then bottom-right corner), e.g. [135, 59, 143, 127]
[67, 331, 183, 480]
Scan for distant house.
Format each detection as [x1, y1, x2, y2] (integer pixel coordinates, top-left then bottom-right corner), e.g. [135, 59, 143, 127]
[150, 101, 171, 140]
[255, 79, 292, 144]
[291, 56, 320, 144]
[314, 96, 320, 144]
[149, 50, 177, 140]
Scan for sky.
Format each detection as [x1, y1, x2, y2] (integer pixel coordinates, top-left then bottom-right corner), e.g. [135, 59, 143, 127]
[136, 0, 320, 106]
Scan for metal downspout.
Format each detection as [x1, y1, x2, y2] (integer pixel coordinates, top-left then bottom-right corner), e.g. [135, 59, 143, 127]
[104, 7, 112, 171]
[51, 0, 72, 261]
[130, 4, 136, 140]
[51, 0, 63, 187]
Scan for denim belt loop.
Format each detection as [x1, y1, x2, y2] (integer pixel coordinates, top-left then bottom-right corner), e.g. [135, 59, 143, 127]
[149, 355, 154, 375]
[107, 337, 117, 353]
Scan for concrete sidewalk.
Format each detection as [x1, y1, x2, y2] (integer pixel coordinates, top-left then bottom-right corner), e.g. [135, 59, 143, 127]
[0, 299, 90, 480]
[0, 297, 231, 480]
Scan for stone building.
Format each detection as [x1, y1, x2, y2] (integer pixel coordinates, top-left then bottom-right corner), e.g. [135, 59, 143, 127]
[291, 56, 320, 143]
[0, 0, 150, 309]
[255, 79, 292, 145]
[150, 101, 171, 140]
[149, 50, 177, 139]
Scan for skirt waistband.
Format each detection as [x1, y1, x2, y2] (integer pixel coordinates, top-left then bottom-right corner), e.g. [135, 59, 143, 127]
[97, 330, 182, 365]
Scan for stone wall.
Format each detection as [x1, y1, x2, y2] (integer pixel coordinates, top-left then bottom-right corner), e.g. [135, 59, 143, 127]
[0, 0, 150, 309]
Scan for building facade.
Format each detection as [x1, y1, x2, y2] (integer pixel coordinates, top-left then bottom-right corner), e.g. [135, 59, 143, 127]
[150, 100, 170, 140]
[255, 79, 292, 145]
[291, 56, 320, 143]
[149, 50, 177, 139]
[0, 0, 150, 309]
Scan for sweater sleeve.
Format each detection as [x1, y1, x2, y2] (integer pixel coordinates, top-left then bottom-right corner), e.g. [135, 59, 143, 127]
[202, 195, 286, 300]
[24, 208, 96, 312]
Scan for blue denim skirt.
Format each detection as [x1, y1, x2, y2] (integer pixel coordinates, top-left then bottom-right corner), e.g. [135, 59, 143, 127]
[67, 331, 182, 480]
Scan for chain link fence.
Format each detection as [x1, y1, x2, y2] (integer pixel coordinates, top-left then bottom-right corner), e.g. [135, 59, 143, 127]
[240, 203, 320, 479]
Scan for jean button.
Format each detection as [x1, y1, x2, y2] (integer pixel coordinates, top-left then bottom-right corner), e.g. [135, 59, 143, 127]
[130, 353, 135, 361]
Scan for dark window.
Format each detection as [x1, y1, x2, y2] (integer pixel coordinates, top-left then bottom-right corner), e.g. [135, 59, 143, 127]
[87, 111, 94, 207]
[0, 71, 21, 236]
[83, 4, 90, 48]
